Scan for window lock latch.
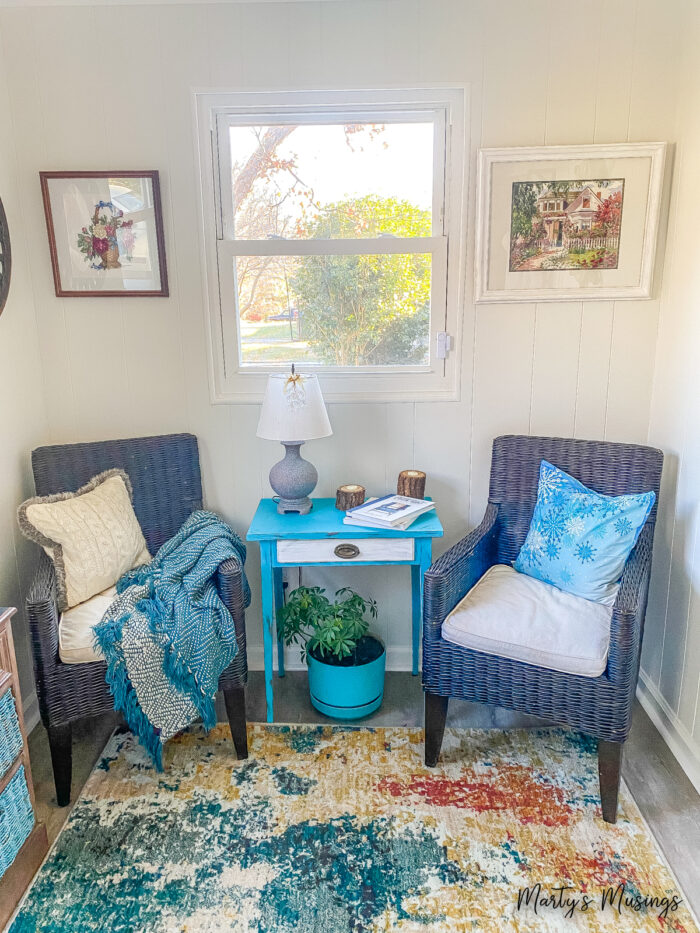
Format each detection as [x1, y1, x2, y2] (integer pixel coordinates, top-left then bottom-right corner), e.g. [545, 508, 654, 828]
[436, 331, 453, 360]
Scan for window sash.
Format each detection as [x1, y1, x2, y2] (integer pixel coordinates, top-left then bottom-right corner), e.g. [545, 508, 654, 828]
[217, 237, 447, 376]
[218, 236, 445, 257]
[214, 106, 447, 242]
[215, 104, 448, 375]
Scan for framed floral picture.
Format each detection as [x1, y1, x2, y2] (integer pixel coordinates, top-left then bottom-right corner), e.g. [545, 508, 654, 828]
[475, 143, 667, 302]
[40, 171, 168, 297]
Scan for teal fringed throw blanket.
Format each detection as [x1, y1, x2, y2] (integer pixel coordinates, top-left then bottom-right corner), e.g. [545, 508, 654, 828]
[94, 510, 250, 769]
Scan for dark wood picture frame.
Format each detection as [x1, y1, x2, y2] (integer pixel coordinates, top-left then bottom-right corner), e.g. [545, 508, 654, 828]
[0, 197, 11, 315]
[39, 170, 169, 298]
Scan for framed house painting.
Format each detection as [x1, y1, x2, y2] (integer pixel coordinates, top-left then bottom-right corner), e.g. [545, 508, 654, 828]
[475, 143, 667, 302]
[40, 171, 168, 297]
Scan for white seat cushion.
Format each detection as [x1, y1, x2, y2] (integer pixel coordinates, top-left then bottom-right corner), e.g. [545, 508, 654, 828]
[441, 564, 611, 678]
[58, 587, 114, 664]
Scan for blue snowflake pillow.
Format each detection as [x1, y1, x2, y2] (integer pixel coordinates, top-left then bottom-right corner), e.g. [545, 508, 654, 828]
[514, 460, 655, 605]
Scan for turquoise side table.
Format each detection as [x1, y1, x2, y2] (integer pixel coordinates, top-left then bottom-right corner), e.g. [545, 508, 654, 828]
[247, 498, 444, 722]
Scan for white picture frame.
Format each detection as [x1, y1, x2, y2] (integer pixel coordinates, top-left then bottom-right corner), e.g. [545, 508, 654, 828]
[475, 143, 667, 303]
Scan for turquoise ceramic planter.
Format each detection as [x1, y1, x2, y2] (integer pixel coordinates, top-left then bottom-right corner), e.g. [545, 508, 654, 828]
[307, 638, 386, 720]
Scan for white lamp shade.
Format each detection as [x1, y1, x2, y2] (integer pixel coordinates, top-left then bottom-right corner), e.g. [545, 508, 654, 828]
[256, 373, 332, 442]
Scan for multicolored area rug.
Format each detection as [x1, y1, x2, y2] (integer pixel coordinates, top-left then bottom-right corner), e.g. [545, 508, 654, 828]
[10, 724, 697, 932]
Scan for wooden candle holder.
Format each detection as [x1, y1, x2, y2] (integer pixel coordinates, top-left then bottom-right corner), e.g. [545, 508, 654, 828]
[335, 485, 366, 510]
[397, 470, 426, 499]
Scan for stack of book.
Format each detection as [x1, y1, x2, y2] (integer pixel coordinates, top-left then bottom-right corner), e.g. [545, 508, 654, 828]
[343, 495, 435, 531]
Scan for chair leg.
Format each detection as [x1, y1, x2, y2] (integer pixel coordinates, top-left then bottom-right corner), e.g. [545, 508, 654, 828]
[47, 723, 72, 807]
[425, 692, 449, 767]
[598, 739, 623, 824]
[223, 686, 248, 760]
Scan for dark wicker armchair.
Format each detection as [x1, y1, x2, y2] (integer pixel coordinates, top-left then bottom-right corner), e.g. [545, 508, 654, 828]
[422, 435, 663, 823]
[25, 433, 248, 807]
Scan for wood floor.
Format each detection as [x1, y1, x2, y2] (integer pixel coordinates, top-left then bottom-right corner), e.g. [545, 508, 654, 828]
[26, 671, 700, 920]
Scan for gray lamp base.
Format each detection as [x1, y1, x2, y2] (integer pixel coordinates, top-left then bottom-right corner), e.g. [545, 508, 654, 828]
[276, 495, 313, 515]
[269, 441, 317, 515]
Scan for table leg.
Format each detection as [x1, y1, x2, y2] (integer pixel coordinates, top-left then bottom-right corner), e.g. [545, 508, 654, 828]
[260, 541, 275, 723]
[274, 566, 285, 677]
[411, 539, 433, 676]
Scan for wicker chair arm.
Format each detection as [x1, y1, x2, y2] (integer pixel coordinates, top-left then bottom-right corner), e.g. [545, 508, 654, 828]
[423, 502, 499, 642]
[606, 523, 654, 686]
[217, 557, 247, 656]
[26, 552, 60, 667]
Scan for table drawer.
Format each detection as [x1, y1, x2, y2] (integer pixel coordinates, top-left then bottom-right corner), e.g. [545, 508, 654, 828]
[276, 537, 414, 564]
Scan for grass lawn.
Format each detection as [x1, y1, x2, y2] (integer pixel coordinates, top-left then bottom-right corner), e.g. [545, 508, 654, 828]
[241, 320, 301, 341]
[240, 319, 321, 364]
[243, 342, 314, 362]
[566, 248, 618, 268]
[567, 249, 601, 265]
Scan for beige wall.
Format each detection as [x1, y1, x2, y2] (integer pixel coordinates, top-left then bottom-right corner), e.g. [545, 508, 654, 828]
[0, 0, 681, 678]
[0, 36, 49, 711]
[640, 0, 700, 791]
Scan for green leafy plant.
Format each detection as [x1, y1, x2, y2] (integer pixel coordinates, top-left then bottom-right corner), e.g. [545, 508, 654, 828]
[277, 586, 378, 664]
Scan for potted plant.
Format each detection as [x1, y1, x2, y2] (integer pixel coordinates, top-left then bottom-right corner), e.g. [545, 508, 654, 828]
[277, 585, 385, 719]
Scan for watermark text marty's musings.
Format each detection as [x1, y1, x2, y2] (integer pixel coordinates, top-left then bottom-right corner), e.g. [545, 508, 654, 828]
[516, 883, 683, 921]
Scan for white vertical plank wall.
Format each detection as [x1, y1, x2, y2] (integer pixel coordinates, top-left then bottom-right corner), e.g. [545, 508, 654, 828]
[0, 0, 697, 786]
[0, 17, 50, 715]
[641, 0, 700, 791]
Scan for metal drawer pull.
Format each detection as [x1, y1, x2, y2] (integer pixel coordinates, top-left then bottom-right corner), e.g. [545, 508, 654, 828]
[334, 543, 360, 559]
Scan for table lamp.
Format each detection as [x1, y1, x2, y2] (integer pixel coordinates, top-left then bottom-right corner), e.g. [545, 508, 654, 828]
[256, 367, 332, 514]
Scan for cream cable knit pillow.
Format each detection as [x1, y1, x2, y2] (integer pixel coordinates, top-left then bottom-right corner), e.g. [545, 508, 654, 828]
[18, 468, 150, 611]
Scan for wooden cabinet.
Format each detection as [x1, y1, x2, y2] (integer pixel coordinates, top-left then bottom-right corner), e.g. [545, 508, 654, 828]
[0, 608, 48, 928]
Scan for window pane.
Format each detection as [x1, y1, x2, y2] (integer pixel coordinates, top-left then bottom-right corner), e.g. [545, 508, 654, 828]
[228, 122, 434, 239]
[236, 253, 431, 366]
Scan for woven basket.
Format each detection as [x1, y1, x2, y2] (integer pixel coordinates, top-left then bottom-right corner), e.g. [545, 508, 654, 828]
[0, 691, 22, 779]
[0, 766, 34, 876]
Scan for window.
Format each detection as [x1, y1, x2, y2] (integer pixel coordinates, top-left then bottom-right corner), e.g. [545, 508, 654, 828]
[195, 89, 466, 402]
[582, 197, 590, 208]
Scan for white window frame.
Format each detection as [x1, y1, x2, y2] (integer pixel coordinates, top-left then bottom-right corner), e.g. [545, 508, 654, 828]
[194, 87, 467, 403]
